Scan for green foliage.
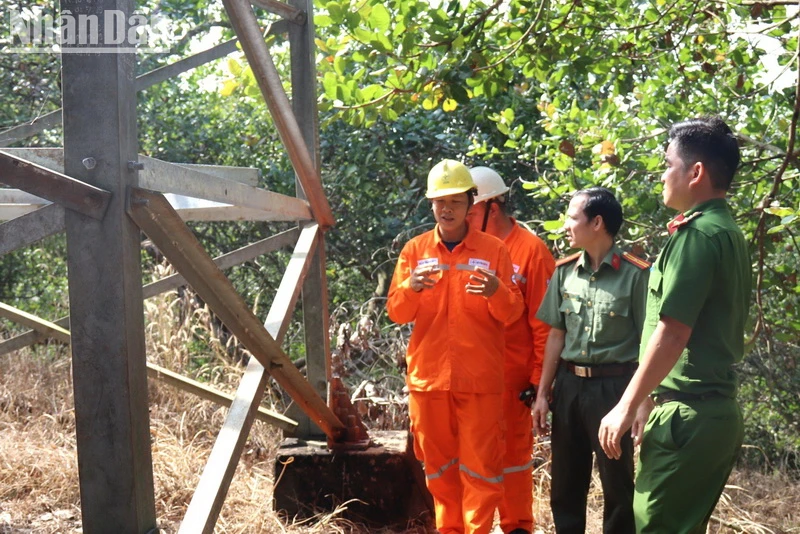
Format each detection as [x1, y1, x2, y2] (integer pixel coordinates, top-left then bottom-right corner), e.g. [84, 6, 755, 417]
[739, 342, 800, 472]
[0, 235, 69, 333]
[0, 53, 61, 146]
[305, 0, 800, 470]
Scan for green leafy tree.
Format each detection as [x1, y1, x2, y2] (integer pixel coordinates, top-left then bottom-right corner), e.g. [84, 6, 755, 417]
[303, 0, 800, 468]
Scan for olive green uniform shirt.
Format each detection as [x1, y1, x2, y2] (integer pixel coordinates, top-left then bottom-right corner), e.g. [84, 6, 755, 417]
[644, 198, 752, 398]
[537, 245, 649, 364]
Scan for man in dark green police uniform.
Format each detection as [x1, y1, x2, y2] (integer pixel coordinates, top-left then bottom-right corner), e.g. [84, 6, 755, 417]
[599, 117, 752, 534]
[532, 187, 650, 534]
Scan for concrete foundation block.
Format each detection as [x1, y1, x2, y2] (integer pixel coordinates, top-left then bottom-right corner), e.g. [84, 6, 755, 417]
[273, 430, 433, 530]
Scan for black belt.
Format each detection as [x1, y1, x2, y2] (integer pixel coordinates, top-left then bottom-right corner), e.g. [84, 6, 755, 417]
[651, 390, 727, 406]
[565, 361, 637, 378]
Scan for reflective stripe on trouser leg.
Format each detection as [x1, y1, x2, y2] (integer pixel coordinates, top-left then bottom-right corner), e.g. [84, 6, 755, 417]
[634, 398, 743, 534]
[409, 390, 464, 534]
[453, 391, 505, 534]
[498, 388, 534, 533]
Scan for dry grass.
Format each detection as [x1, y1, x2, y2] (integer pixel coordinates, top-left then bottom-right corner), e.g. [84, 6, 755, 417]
[1, 288, 799, 533]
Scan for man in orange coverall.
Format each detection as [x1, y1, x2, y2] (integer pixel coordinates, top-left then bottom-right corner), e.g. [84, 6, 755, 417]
[466, 167, 555, 534]
[387, 159, 523, 534]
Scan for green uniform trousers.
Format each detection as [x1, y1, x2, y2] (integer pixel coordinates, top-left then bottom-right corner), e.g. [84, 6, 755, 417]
[550, 366, 636, 534]
[634, 396, 743, 534]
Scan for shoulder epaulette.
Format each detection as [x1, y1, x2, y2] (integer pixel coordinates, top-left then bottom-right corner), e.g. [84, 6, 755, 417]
[556, 251, 581, 267]
[667, 211, 703, 235]
[622, 251, 650, 270]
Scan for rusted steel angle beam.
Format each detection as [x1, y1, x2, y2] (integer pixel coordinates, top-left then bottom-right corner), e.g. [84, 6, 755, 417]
[0, 303, 295, 431]
[0, 316, 70, 356]
[134, 20, 284, 91]
[0, 110, 61, 148]
[251, 0, 305, 24]
[180, 222, 320, 533]
[0, 22, 293, 149]
[0, 189, 55, 204]
[0, 148, 264, 188]
[0, 228, 299, 356]
[138, 155, 312, 221]
[0, 312, 295, 432]
[127, 187, 344, 439]
[0, 147, 64, 170]
[143, 227, 300, 299]
[0, 150, 110, 220]
[135, 39, 240, 92]
[221, 0, 335, 228]
[0, 204, 65, 256]
[0, 302, 70, 343]
[176, 163, 260, 187]
[146, 363, 297, 432]
[0, 192, 294, 223]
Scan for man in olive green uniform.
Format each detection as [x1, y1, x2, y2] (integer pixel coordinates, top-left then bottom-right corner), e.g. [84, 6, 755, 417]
[533, 187, 649, 534]
[599, 117, 751, 533]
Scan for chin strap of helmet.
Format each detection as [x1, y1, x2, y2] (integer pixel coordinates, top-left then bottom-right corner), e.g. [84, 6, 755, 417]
[481, 199, 494, 232]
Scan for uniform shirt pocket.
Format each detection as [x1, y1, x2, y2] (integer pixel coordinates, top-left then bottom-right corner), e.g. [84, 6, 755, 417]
[595, 297, 631, 343]
[417, 272, 445, 319]
[558, 296, 583, 331]
[461, 268, 489, 315]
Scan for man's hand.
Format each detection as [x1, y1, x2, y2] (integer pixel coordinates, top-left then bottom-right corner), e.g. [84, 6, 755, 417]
[410, 266, 440, 292]
[519, 384, 537, 407]
[465, 267, 499, 297]
[598, 402, 636, 460]
[531, 393, 551, 437]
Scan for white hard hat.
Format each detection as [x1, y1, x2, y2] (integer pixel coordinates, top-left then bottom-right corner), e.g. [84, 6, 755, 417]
[469, 166, 509, 203]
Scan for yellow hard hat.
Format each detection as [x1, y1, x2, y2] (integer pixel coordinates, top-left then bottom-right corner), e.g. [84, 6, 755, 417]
[426, 159, 476, 199]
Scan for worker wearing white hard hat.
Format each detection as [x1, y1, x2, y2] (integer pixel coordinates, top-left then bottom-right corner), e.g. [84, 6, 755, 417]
[467, 166, 555, 534]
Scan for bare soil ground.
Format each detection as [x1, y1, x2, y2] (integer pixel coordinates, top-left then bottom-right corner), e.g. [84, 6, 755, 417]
[1, 343, 798, 533]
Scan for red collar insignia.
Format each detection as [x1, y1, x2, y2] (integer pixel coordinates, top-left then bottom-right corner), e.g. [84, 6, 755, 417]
[611, 253, 621, 270]
[667, 212, 702, 235]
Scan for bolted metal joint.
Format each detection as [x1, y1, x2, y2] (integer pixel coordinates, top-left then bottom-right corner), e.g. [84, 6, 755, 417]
[327, 376, 372, 450]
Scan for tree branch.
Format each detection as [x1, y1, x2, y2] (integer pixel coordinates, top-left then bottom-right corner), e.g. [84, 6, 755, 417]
[748, 36, 800, 346]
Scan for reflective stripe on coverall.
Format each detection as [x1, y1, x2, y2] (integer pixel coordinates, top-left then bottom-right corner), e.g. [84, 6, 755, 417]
[498, 222, 555, 533]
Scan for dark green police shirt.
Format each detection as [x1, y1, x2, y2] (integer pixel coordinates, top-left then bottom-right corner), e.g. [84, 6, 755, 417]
[537, 245, 649, 364]
[644, 198, 752, 398]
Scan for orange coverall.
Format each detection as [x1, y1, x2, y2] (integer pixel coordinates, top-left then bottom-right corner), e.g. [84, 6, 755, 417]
[388, 223, 523, 534]
[498, 221, 555, 533]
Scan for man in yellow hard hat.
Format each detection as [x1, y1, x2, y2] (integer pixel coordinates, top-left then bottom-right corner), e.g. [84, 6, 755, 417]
[388, 159, 524, 534]
[467, 166, 555, 534]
